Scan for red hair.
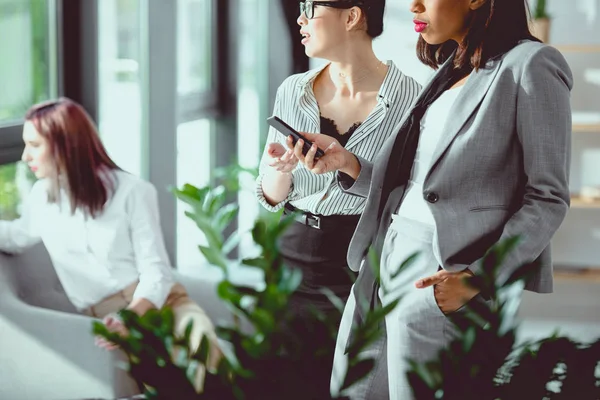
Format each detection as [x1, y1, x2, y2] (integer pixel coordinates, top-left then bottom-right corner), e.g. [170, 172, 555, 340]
[25, 98, 120, 218]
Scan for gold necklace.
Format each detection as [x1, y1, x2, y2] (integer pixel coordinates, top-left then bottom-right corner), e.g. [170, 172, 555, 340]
[334, 61, 386, 84]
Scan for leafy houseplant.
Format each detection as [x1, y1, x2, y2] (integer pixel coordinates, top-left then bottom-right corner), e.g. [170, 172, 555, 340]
[408, 237, 600, 399]
[531, 0, 551, 43]
[94, 183, 393, 399]
[94, 180, 600, 399]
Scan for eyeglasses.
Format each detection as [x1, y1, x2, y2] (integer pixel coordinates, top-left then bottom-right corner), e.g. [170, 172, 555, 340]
[299, 1, 362, 20]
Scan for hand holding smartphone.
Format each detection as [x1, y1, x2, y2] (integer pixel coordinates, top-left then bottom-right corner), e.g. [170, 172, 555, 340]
[267, 116, 325, 159]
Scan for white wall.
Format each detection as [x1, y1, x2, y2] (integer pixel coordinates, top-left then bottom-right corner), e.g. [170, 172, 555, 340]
[544, 0, 600, 268]
[543, 0, 600, 45]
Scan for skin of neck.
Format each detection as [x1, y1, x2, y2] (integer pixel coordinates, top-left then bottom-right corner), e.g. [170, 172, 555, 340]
[323, 34, 386, 97]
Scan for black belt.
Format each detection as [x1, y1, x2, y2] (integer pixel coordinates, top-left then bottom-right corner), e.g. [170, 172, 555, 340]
[283, 203, 360, 230]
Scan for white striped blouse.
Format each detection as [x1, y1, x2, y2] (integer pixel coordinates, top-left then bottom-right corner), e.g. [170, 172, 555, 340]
[256, 61, 421, 216]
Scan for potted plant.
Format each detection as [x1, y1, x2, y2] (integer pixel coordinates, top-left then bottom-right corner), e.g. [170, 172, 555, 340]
[93, 183, 393, 399]
[531, 0, 551, 43]
[94, 180, 600, 399]
[408, 237, 600, 399]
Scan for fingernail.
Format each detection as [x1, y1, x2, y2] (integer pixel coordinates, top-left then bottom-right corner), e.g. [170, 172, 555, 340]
[416, 280, 423, 288]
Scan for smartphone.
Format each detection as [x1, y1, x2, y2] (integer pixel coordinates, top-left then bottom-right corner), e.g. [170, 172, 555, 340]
[267, 116, 325, 159]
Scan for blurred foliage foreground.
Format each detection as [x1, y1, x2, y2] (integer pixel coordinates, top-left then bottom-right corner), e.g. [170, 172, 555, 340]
[94, 183, 600, 400]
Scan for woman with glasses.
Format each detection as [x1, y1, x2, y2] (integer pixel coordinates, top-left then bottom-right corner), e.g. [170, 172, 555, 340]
[256, 0, 420, 398]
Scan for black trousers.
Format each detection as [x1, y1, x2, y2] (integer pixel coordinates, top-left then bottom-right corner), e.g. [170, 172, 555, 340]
[279, 210, 359, 399]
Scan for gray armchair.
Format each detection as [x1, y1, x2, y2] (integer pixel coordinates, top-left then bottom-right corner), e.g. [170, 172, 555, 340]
[0, 243, 232, 400]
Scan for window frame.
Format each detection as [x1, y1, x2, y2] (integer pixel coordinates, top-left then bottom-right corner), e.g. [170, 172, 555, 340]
[0, 0, 62, 166]
[175, 0, 221, 124]
[0, 0, 283, 267]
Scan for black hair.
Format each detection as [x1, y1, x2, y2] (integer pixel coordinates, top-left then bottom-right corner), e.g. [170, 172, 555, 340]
[361, 0, 386, 38]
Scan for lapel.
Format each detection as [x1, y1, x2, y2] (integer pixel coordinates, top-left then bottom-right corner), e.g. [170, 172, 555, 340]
[426, 57, 503, 178]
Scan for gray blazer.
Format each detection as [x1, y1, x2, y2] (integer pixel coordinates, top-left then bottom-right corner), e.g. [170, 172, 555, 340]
[338, 41, 573, 293]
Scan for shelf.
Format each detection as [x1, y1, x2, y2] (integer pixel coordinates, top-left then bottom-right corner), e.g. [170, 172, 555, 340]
[571, 196, 600, 209]
[572, 113, 600, 133]
[554, 268, 600, 282]
[552, 44, 600, 53]
[573, 124, 600, 133]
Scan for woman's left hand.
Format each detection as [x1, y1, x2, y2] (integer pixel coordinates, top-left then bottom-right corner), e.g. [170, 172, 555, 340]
[95, 312, 129, 351]
[415, 269, 480, 314]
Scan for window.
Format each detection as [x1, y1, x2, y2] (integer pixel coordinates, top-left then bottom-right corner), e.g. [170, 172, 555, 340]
[175, 0, 218, 272]
[98, 0, 144, 176]
[237, 0, 270, 258]
[176, 0, 217, 122]
[177, 0, 213, 96]
[176, 119, 213, 272]
[0, 0, 57, 221]
[0, 162, 36, 221]
[0, 0, 56, 124]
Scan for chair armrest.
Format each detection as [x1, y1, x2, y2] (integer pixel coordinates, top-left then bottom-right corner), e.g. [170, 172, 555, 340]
[174, 272, 254, 334]
[0, 297, 139, 400]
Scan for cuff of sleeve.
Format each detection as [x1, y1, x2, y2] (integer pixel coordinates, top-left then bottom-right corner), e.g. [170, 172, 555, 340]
[467, 262, 482, 277]
[133, 280, 174, 310]
[465, 263, 493, 301]
[337, 171, 356, 191]
[255, 173, 289, 212]
[336, 155, 372, 197]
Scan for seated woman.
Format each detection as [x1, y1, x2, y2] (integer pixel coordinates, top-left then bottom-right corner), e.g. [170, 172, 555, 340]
[0, 98, 220, 390]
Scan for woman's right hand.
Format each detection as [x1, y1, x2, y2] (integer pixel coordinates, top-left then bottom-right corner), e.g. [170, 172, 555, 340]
[290, 132, 361, 179]
[267, 137, 299, 174]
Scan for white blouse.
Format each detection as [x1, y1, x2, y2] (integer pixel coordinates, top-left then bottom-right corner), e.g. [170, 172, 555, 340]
[0, 170, 174, 310]
[396, 84, 466, 266]
[396, 84, 466, 225]
[256, 61, 421, 216]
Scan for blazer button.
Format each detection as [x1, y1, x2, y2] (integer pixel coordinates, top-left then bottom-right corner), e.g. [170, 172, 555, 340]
[425, 192, 439, 203]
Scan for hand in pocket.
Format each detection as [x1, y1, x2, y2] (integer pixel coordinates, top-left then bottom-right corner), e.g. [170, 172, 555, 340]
[417, 269, 479, 314]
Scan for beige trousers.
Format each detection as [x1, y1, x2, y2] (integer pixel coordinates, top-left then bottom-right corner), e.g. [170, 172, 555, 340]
[83, 282, 221, 392]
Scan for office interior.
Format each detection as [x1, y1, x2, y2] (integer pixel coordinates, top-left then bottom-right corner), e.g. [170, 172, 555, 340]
[0, 1, 599, 399]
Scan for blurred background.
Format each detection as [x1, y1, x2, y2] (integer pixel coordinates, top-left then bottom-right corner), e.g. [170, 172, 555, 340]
[0, 0, 599, 338]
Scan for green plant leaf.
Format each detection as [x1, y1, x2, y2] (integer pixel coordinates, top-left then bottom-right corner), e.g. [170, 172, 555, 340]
[250, 308, 276, 334]
[213, 201, 239, 233]
[199, 245, 228, 271]
[206, 185, 227, 215]
[340, 358, 375, 393]
[242, 256, 269, 271]
[189, 212, 223, 250]
[281, 267, 302, 294]
[390, 251, 419, 280]
[223, 231, 241, 256]
[320, 287, 346, 314]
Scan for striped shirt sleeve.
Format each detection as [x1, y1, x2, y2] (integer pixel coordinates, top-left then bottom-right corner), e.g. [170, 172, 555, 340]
[255, 83, 295, 212]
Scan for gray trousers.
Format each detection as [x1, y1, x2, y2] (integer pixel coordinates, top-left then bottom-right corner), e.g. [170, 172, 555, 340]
[330, 287, 389, 400]
[332, 215, 453, 400]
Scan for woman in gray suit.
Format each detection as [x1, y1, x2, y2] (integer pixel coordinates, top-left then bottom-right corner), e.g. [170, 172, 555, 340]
[292, 0, 573, 398]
